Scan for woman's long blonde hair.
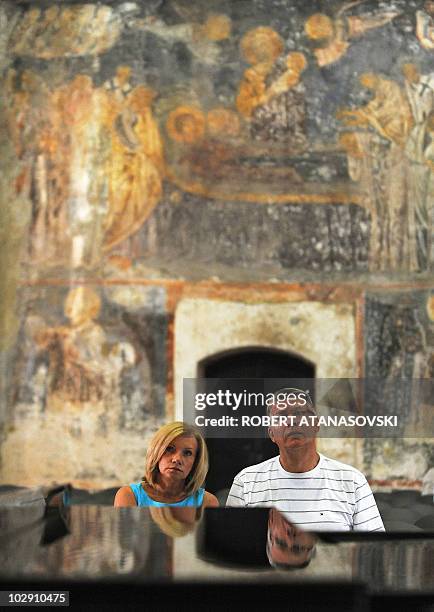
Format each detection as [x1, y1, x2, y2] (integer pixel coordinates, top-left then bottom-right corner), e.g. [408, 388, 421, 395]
[149, 506, 199, 538]
[143, 421, 209, 496]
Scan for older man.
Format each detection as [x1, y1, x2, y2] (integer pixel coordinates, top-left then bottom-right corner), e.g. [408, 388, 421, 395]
[226, 388, 385, 532]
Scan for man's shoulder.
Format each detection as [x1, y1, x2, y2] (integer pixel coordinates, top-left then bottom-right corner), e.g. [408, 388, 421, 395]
[234, 456, 279, 482]
[320, 454, 367, 483]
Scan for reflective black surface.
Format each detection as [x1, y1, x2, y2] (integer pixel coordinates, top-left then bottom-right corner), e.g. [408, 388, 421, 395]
[0, 503, 433, 596]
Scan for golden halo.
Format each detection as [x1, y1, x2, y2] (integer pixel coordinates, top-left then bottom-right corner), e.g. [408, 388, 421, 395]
[240, 26, 284, 65]
[203, 13, 232, 41]
[286, 51, 308, 73]
[304, 13, 334, 41]
[207, 107, 240, 138]
[166, 105, 206, 144]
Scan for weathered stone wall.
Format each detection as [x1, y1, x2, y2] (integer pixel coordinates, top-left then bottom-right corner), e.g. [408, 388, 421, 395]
[0, 0, 432, 487]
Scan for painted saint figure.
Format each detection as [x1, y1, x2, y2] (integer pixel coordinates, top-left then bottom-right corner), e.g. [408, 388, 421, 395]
[339, 131, 385, 270]
[337, 72, 413, 146]
[103, 65, 133, 103]
[27, 288, 107, 403]
[5, 70, 71, 264]
[337, 73, 416, 271]
[26, 287, 138, 407]
[104, 83, 164, 250]
[422, 113, 434, 267]
[416, 1, 434, 51]
[53, 75, 111, 268]
[402, 63, 434, 269]
[236, 27, 308, 148]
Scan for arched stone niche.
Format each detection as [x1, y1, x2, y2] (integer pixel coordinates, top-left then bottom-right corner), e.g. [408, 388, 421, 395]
[174, 298, 362, 467]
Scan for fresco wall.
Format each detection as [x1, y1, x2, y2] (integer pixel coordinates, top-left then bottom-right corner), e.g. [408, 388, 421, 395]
[0, 0, 432, 487]
[0, 284, 168, 487]
[364, 289, 434, 483]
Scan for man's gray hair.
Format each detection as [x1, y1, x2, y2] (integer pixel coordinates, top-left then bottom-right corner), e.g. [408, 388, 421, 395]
[266, 387, 315, 416]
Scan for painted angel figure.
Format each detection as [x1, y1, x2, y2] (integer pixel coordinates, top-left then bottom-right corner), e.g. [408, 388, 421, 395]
[304, 0, 401, 67]
[128, 8, 232, 65]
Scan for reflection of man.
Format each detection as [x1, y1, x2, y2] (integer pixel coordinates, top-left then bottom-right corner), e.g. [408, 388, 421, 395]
[267, 508, 316, 569]
[226, 388, 385, 532]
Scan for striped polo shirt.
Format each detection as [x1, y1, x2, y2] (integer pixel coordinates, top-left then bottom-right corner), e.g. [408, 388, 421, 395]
[226, 453, 385, 532]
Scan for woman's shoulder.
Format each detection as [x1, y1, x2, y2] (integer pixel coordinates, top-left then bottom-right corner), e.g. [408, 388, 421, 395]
[114, 484, 138, 507]
[202, 490, 219, 508]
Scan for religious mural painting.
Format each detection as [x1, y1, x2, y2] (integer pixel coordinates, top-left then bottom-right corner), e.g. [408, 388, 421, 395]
[363, 289, 433, 481]
[0, 1, 433, 487]
[0, 284, 167, 485]
[15, 285, 166, 421]
[0, 0, 432, 277]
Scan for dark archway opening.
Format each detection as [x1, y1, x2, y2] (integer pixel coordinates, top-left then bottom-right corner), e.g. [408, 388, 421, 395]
[198, 347, 315, 496]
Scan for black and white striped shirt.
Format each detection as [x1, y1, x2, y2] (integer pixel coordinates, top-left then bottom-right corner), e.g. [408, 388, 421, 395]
[226, 454, 385, 532]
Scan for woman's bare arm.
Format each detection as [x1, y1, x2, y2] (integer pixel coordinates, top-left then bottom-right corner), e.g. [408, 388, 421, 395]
[114, 486, 137, 507]
[203, 490, 219, 508]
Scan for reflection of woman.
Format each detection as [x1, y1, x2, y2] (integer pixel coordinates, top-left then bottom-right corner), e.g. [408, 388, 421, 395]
[149, 506, 200, 537]
[114, 422, 219, 508]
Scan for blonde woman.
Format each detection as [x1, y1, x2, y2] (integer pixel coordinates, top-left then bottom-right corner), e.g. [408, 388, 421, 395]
[114, 422, 219, 508]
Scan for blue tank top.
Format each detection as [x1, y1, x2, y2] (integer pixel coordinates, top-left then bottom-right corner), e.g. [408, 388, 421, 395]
[129, 482, 205, 507]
